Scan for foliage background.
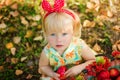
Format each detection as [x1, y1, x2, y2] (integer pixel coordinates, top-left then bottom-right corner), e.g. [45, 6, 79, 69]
[0, 0, 120, 80]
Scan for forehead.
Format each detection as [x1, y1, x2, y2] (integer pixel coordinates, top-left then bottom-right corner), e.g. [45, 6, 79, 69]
[47, 23, 73, 34]
[44, 13, 74, 34]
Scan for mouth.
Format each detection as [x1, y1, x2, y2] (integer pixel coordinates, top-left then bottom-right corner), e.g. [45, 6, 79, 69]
[56, 45, 63, 48]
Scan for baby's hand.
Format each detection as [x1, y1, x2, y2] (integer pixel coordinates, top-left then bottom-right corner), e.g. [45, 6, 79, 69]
[65, 65, 82, 78]
[52, 72, 60, 80]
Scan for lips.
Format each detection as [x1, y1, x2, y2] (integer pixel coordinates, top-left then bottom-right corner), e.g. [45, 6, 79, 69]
[56, 45, 63, 48]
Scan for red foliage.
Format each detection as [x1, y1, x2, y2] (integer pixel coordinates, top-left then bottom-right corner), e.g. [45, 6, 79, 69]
[112, 51, 120, 58]
[85, 57, 111, 77]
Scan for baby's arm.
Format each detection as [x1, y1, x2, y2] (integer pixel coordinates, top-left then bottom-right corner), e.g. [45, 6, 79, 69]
[38, 51, 60, 80]
[65, 40, 96, 77]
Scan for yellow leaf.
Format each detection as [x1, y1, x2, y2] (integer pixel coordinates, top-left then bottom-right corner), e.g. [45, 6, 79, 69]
[114, 40, 120, 51]
[8, 27, 17, 32]
[6, 42, 14, 49]
[93, 43, 101, 52]
[10, 3, 18, 10]
[112, 25, 120, 32]
[83, 20, 91, 27]
[26, 74, 33, 79]
[21, 56, 27, 62]
[20, 16, 29, 26]
[83, 20, 95, 28]
[25, 30, 33, 38]
[87, 2, 95, 9]
[0, 66, 4, 72]
[0, 15, 3, 19]
[5, 0, 12, 6]
[10, 11, 19, 17]
[32, 15, 41, 21]
[90, 21, 96, 27]
[112, 44, 117, 51]
[117, 44, 120, 51]
[10, 47, 16, 56]
[37, 25, 42, 29]
[107, 10, 113, 18]
[33, 36, 43, 41]
[11, 58, 18, 64]
[13, 36, 21, 44]
[15, 69, 23, 76]
[0, 23, 7, 29]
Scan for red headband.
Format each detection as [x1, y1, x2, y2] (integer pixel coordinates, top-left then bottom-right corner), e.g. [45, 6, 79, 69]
[42, 0, 75, 19]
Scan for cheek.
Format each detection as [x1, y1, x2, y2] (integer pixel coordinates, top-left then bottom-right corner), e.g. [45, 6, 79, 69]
[46, 37, 56, 44]
[63, 35, 73, 43]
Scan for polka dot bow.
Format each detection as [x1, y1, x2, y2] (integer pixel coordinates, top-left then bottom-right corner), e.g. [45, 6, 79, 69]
[42, 0, 75, 19]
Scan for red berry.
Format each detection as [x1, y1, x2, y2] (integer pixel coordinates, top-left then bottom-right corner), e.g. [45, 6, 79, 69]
[97, 70, 110, 80]
[109, 68, 119, 78]
[57, 66, 67, 80]
[116, 76, 120, 80]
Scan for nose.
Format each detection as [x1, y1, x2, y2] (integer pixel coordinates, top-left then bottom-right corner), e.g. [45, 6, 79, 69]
[56, 35, 62, 42]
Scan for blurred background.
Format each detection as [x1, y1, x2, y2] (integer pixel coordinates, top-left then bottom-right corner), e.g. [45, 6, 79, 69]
[0, 0, 120, 79]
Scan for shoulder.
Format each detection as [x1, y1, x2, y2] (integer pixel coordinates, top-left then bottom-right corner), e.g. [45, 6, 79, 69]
[42, 43, 51, 57]
[72, 37, 87, 48]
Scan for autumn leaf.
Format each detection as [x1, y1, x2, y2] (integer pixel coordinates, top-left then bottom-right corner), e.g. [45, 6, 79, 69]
[5, 0, 12, 6]
[83, 20, 95, 28]
[107, 10, 113, 18]
[20, 16, 29, 26]
[93, 43, 101, 52]
[10, 3, 18, 10]
[26, 74, 33, 79]
[25, 30, 33, 38]
[15, 69, 23, 76]
[10, 47, 16, 55]
[86, 2, 95, 9]
[10, 11, 19, 17]
[33, 36, 43, 41]
[113, 40, 120, 51]
[11, 58, 18, 64]
[112, 25, 120, 32]
[32, 15, 41, 21]
[13, 36, 21, 44]
[0, 22, 7, 29]
[8, 27, 17, 32]
[6, 42, 14, 49]
[37, 25, 42, 29]
[21, 56, 27, 62]
[0, 66, 4, 72]
[0, 15, 3, 19]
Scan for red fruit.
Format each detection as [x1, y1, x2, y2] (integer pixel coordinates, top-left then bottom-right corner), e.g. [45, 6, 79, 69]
[116, 76, 120, 80]
[70, 77, 75, 80]
[109, 68, 119, 78]
[97, 70, 110, 80]
[57, 66, 67, 80]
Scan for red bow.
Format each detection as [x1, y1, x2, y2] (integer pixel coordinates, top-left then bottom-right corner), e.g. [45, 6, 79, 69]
[42, 0, 75, 19]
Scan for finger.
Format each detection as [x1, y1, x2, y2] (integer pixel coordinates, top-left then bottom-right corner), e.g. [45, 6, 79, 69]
[54, 77, 60, 80]
[65, 70, 72, 77]
[55, 73, 60, 76]
[53, 73, 60, 80]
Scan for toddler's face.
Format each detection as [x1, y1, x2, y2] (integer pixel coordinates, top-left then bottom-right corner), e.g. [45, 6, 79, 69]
[46, 24, 73, 54]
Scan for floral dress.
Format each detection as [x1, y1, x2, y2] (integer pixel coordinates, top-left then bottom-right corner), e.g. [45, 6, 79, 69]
[40, 38, 86, 80]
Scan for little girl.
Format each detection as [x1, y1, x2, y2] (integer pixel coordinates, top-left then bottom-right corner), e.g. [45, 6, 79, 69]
[38, 0, 97, 80]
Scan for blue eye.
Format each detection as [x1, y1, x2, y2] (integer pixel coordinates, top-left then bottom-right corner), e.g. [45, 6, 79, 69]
[50, 33, 55, 36]
[62, 33, 67, 36]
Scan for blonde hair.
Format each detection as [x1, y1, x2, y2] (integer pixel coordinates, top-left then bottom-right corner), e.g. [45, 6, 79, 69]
[42, 9, 82, 37]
